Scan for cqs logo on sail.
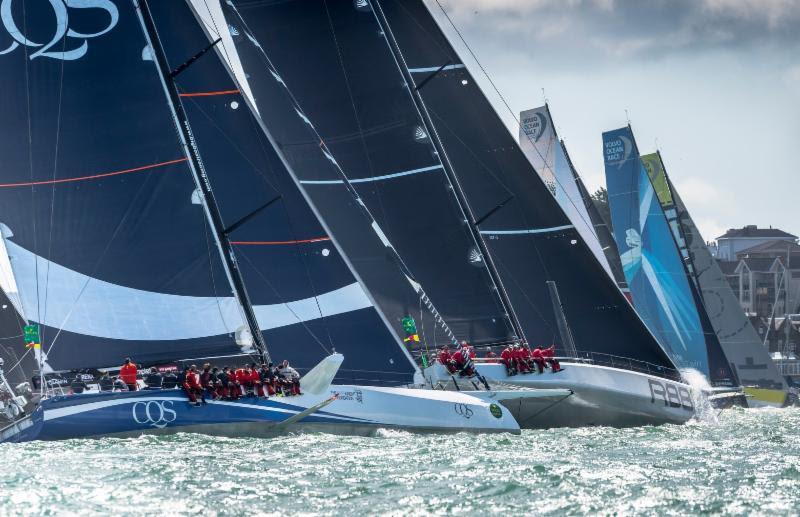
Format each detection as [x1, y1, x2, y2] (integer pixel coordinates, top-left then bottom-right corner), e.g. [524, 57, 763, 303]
[132, 400, 177, 429]
[0, 0, 119, 61]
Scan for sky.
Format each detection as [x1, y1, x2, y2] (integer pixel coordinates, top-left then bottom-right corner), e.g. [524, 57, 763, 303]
[427, 0, 800, 241]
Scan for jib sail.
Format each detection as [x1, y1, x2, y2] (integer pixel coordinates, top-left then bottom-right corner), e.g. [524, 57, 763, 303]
[604, 127, 710, 375]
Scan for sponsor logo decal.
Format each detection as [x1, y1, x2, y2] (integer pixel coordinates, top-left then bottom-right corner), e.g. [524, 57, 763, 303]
[0, 0, 119, 61]
[454, 403, 474, 419]
[648, 379, 693, 411]
[522, 112, 547, 142]
[132, 400, 177, 429]
[489, 403, 503, 419]
[604, 134, 632, 167]
[333, 390, 363, 404]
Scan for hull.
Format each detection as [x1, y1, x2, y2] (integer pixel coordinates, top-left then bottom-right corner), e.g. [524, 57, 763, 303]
[424, 362, 695, 428]
[743, 387, 787, 408]
[0, 384, 519, 442]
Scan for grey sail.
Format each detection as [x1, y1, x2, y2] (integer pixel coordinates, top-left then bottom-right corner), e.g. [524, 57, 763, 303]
[666, 174, 788, 401]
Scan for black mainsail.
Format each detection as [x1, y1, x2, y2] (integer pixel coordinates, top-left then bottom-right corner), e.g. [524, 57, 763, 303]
[367, 0, 677, 371]
[210, 0, 519, 348]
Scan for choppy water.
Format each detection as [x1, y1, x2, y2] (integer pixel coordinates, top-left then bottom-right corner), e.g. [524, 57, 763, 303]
[0, 408, 798, 515]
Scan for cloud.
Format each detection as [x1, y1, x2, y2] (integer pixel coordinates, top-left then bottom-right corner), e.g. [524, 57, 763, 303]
[433, 0, 800, 59]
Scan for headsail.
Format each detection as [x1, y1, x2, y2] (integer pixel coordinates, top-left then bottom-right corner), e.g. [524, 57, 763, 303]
[603, 127, 710, 374]
[642, 152, 787, 395]
[519, 105, 615, 282]
[205, 0, 518, 348]
[360, 0, 678, 372]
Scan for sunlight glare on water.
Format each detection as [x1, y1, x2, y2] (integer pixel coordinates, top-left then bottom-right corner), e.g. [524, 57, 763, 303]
[0, 408, 798, 515]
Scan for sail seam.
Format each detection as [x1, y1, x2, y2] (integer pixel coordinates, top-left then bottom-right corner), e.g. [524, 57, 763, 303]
[299, 164, 442, 185]
[231, 237, 330, 246]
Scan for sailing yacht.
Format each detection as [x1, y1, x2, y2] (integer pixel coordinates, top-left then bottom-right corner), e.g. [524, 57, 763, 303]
[0, 0, 522, 441]
[640, 151, 789, 407]
[200, 0, 696, 427]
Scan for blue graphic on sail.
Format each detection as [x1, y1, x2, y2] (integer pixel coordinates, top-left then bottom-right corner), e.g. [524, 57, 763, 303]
[603, 127, 709, 374]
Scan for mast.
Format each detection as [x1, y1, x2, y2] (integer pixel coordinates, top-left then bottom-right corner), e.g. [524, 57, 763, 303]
[369, 0, 526, 343]
[135, 0, 269, 364]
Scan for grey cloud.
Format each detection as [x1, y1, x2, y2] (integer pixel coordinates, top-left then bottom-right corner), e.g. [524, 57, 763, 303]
[434, 0, 800, 59]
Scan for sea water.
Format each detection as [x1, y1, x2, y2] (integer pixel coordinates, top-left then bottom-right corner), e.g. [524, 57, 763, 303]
[0, 408, 797, 515]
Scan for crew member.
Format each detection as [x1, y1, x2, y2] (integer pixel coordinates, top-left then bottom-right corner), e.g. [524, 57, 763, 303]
[516, 344, 531, 374]
[144, 368, 163, 389]
[452, 344, 475, 377]
[215, 366, 231, 400]
[531, 347, 546, 374]
[258, 363, 275, 397]
[542, 345, 561, 372]
[277, 360, 301, 396]
[119, 357, 138, 391]
[500, 345, 516, 375]
[98, 372, 114, 392]
[70, 373, 88, 394]
[162, 369, 178, 389]
[437, 347, 457, 374]
[200, 364, 215, 399]
[183, 365, 204, 406]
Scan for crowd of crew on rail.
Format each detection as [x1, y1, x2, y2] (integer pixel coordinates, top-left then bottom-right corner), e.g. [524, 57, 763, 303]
[437, 342, 561, 377]
[66, 357, 302, 405]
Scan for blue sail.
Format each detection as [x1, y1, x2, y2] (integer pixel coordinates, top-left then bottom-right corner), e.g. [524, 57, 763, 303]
[603, 127, 709, 374]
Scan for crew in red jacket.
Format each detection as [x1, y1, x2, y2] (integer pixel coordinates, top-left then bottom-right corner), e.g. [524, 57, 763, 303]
[531, 347, 546, 374]
[451, 345, 475, 377]
[119, 357, 138, 391]
[438, 347, 457, 374]
[183, 365, 204, 405]
[500, 345, 516, 375]
[246, 363, 261, 397]
[516, 344, 531, 373]
[542, 345, 561, 372]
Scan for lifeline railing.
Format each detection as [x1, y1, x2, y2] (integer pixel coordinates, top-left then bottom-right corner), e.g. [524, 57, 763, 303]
[412, 344, 683, 382]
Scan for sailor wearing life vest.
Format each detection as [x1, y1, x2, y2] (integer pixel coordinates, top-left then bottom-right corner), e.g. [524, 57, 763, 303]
[500, 345, 516, 375]
[437, 346, 458, 374]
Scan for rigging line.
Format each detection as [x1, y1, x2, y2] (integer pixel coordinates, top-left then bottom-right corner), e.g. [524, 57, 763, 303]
[200, 198, 232, 337]
[0, 158, 189, 188]
[235, 249, 331, 356]
[322, 0, 398, 246]
[221, 3, 462, 347]
[4, 346, 32, 376]
[280, 189, 337, 355]
[428, 0, 600, 241]
[42, 33, 70, 345]
[179, 89, 241, 97]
